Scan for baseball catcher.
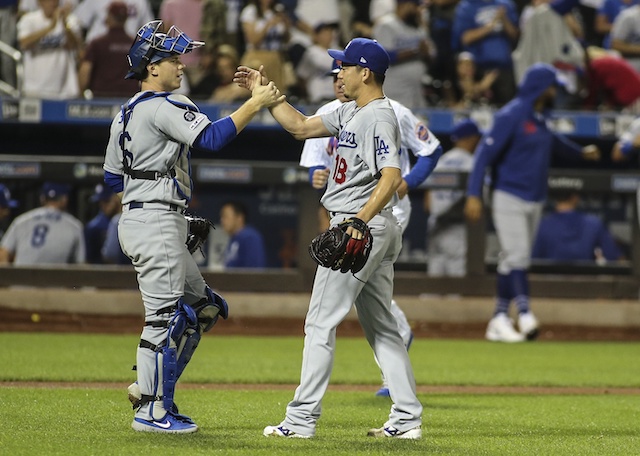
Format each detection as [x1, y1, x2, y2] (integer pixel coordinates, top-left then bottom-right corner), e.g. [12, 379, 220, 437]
[185, 213, 214, 254]
[309, 217, 373, 274]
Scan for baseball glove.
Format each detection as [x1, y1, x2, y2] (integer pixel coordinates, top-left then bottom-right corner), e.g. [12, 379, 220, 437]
[185, 213, 214, 254]
[308, 217, 373, 274]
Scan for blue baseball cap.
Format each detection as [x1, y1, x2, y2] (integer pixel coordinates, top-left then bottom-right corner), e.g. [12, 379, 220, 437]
[328, 38, 390, 75]
[0, 184, 18, 208]
[90, 183, 115, 202]
[325, 59, 341, 76]
[450, 119, 481, 142]
[41, 182, 71, 200]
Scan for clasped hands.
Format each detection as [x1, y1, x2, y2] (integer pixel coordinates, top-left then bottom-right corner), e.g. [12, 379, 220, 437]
[236, 65, 286, 108]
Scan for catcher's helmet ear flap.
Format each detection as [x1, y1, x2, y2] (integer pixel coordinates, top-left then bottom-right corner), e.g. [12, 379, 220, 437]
[125, 20, 205, 80]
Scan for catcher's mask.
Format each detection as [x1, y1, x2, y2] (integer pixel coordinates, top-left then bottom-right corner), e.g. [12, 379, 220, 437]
[125, 20, 204, 80]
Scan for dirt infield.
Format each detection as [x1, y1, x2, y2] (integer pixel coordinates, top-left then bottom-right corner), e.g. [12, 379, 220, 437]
[3, 308, 640, 341]
[4, 309, 640, 395]
[3, 381, 640, 395]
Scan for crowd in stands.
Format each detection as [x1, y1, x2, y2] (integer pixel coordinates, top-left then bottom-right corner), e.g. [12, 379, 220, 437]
[1, 0, 640, 111]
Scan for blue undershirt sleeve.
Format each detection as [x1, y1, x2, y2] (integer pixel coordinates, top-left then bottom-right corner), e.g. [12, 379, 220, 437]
[620, 141, 635, 156]
[104, 171, 124, 193]
[193, 116, 238, 152]
[403, 145, 443, 189]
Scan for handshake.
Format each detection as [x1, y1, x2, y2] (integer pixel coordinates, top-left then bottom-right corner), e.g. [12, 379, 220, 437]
[235, 65, 286, 110]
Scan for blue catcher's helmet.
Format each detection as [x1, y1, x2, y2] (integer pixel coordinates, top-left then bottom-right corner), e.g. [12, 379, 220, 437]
[125, 20, 204, 80]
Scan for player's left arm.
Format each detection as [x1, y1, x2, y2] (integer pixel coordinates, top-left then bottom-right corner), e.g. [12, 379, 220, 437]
[0, 247, 12, 265]
[551, 133, 600, 162]
[597, 221, 624, 261]
[351, 120, 403, 231]
[396, 109, 443, 197]
[398, 148, 443, 198]
[354, 167, 402, 228]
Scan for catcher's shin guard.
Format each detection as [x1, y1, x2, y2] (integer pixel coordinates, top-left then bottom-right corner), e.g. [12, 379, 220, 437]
[166, 299, 202, 406]
[135, 299, 199, 418]
[191, 286, 228, 333]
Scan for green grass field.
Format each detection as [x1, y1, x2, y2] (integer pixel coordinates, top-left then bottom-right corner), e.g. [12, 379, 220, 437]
[2, 333, 639, 455]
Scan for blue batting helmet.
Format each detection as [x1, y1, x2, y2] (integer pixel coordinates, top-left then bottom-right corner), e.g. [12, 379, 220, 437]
[125, 20, 204, 80]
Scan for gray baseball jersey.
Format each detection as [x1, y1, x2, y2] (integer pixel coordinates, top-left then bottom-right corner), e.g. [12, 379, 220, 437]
[302, 98, 439, 230]
[281, 97, 422, 436]
[1, 207, 85, 265]
[103, 91, 215, 423]
[428, 146, 475, 277]
[104, 93, 211, 206]
[320, 98, 401, 213]
[610, 5, 640, 73]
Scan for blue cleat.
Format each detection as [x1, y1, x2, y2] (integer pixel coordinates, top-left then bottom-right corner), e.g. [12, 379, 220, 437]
[375, 387, 390, 397]
[132, 411, 198, 433]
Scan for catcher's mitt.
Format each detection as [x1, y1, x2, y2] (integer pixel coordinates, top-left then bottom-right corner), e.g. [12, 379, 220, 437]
[308, 217, 373, 274]
[185, 213, 214, 254]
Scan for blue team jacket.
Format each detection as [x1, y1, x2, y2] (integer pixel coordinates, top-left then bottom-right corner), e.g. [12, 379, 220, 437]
[466, 63, 584, 202]
[532, 211, 622, 261]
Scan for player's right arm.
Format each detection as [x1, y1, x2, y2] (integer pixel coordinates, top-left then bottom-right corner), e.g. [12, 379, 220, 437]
[228, 80, 286, 134]
[464, 110, 516, 222]
[269, 103, 330, 140]
[234, 65, 331, 140]
[612, 118, 640, 162]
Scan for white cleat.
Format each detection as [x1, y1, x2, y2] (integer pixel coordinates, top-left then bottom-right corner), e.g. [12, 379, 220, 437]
[485, 314, 525, 343]
[263, 424, 312, 438]
[367, 425, 422, 439]
[518, 312, 540, 340]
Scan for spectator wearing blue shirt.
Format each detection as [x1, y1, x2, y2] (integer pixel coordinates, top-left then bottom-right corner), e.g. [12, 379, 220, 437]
[532, 191, 623, 263]
[220, 201, 267, 268]
[464, 63, 601, 343]
[102, 211, 130, 265]
[451, 0, 520, 105]
[85, 183, 120, 264]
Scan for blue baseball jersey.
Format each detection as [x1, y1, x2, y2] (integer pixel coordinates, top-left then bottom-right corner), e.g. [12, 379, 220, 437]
[84, 211, 111, 264]
[224, 226, 267, 268]
[451, 0, 518, 67]
[532, 211, 622, 261]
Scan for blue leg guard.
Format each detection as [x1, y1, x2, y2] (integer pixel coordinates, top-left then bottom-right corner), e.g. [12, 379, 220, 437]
[162, 299, 199, 411]
[192, 286, 229, 333]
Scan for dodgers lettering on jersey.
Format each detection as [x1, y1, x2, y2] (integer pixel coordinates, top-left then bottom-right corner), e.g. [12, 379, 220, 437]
[103, 92, 211, 207]
[319, 98, 401, 213]
[300, 98, 440, 176]
[339, 130, 358, 149]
